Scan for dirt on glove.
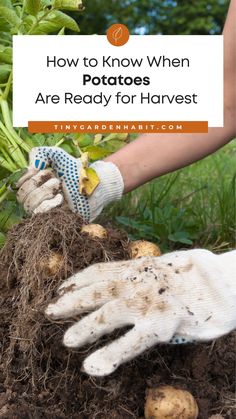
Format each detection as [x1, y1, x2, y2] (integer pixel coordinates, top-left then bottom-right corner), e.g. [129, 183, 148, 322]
[0, 207, 235, 419]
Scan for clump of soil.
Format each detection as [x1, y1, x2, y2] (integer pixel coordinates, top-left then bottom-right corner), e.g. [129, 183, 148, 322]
[0, 208, 235, 419]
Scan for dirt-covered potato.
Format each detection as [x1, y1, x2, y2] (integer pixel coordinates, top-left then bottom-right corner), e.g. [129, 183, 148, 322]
[145, 386, 199, 419]
[81, 224, 108, 239]
[129, 240, 162, 259]
[39, 251, 64, 277]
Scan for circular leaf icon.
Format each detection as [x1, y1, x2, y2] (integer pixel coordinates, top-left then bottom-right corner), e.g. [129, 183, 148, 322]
[107, 24, 130, 47]
[112, 26, 123, 44]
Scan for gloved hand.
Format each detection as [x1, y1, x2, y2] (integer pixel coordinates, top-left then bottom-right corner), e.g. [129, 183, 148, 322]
[45, 249, 236, 376]
[17, 147, 124, 221]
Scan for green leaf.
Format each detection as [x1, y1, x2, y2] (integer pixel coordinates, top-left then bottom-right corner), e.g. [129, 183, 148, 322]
[0, 33, 11, 48]
[103, 133, 128, 142]
[0, 200, 24, 232]
[73, 134, 93, 148]
[58, 26, 65, 35]
[23, 14, 38, 30]
[60, 142, 77, 155]
[0, 63, 11, 82]
[0, 166, 9, 180]
[153, 223, 168, 238]
[0, 0, 13, 9]
[49, 10, 80, 31]
[103, 139, 126, 153]
[52, 0, 84, 11]
[25, 0, 41, 16]
[6, 168, 27, 190]
[0, 6, 21, 27]
[31, 10, 80, 34]
[116, 216, 154, 236]
[0, 46, 12, 64]
[45, 136, 64, 146]
[0, 19, 10, 32]
[94, 134, 103, 145]
[84, 146, 110, 161]
[178, 237, 193, 245]
[30, 20, 62, 34]
[40, 0, 51, 6]
[0, 208, 21, 232]
[24, 133, 47, 147]
[168, 232, 193, 245]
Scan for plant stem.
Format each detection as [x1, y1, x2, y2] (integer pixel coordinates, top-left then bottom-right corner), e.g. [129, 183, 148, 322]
[0, 121, 26, 168]
[27, 8, 54, 34]
[1, 147, 18, 170]
[3, 71, 12, 101]
[55, 137, 65, 147]
[0, 81, 30, 168]
[0, 96, 30, 154]
[0, 155, 15, 172]
[0, 189, 10, 203]
[0, 182, 7, 194]
[20, 0, 26, 19]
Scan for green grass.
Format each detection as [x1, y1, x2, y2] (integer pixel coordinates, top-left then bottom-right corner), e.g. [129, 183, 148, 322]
[101, 140, 236, 252]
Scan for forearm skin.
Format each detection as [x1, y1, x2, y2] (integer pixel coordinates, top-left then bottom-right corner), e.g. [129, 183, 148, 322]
[105, 0, 236, 193]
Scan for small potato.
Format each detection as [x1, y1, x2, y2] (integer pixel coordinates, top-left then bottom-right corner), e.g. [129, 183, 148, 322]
[81, 224, 108, 239]
[129, 240, 161, 259]
[39, 252, 64, 277]
[145, 386, 199, 419]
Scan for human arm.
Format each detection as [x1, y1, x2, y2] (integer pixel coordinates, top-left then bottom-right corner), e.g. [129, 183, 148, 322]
[105, 0, 236, 192]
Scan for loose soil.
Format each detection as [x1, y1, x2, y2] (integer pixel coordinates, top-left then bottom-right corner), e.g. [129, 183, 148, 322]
[0, 208, 235, 419]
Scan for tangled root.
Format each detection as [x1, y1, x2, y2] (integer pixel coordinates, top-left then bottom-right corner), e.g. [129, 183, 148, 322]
[0, 207, 129, 388]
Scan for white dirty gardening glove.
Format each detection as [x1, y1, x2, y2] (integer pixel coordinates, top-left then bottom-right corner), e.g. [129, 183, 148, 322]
[17, 147, 124, 222]
[45, 249, 236, 376]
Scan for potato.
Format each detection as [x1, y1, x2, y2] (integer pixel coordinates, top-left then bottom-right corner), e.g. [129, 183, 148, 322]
[81, 224, 108, 239]
[39, 251, 64, 277]
[145, 386, 199, 419]
[129, 240, 161, 259]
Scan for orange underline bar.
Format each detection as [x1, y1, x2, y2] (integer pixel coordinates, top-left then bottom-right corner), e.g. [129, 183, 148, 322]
[28, 121, 208, 134]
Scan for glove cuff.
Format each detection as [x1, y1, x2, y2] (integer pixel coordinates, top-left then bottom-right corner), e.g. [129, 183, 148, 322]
[88, 161, 124, 221]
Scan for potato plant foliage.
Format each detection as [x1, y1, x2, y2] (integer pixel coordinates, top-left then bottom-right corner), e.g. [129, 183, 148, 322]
[0, 0, 130, 246]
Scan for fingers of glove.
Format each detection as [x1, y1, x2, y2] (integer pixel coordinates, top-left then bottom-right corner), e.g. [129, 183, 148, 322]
[29, 147, 78, 177]
[29, 148, 91, 220]
[16, 167, 39, 188]
[61, 180, 90, 221]
[63, 299, 132, 349]
[30, 148, 91, 221]
[33, 193, 64, 214]
[17, 170, 55, 204]
[29, 147, 66, 171]
[23, 178, 61, 213]
[82, 313, 182, 376]
[29, 147, 54, 170]
[57, 261, 128, 295]
[46, 279, 134, 319]
[82, 326, 158, 376]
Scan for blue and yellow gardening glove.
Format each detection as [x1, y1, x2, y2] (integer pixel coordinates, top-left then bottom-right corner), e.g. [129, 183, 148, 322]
[17, 147, 124, 222]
